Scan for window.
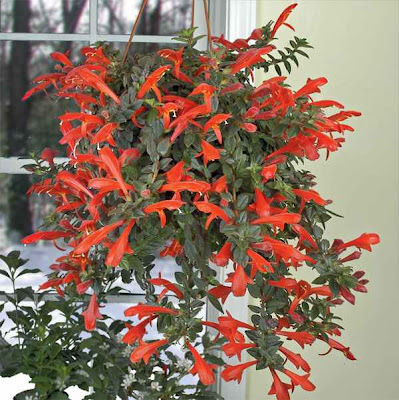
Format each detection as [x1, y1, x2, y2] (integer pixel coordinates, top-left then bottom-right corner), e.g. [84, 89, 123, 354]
[0, 1, 256, 398]
[0, 0, 209, 296]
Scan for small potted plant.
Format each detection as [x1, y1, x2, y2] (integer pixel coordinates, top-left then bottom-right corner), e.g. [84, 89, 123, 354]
[0, 3, 379, 400]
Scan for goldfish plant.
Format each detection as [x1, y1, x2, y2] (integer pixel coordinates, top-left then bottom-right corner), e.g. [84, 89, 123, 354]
[1, 3, 380, 400]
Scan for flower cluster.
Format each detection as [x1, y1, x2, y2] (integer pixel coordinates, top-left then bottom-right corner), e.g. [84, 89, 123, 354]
[20, 3, 379, 399]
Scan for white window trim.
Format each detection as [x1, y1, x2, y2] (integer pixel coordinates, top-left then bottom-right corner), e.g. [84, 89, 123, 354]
[208, 1, 257, 399]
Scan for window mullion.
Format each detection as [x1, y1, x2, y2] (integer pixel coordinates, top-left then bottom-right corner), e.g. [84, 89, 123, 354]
[89, 0, 98, 45]
[0, 32, 91, 41]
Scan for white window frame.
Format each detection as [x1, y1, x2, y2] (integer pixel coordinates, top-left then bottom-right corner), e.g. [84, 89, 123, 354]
[209, 3, 257, 399]
[0, 1, 257, 397]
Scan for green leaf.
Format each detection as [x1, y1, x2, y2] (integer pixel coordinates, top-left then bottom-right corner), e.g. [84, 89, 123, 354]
[0, 270, 10, 279]
[49, 392, 70, 400]
[236, 194, 249, 211]
[296, 49, 309, 59]
[14, 390, 39, 400]
[274, 64, 282, 76]
[15, 268, 42, 278]
[157, 137, 171, 156]
[207, 294, 224, 313]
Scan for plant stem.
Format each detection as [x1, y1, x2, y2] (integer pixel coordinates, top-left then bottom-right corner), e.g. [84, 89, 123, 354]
[11, 274, 21, 347]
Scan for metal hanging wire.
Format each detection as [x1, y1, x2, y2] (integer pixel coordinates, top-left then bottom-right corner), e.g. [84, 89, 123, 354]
[122, 0, 149, 63]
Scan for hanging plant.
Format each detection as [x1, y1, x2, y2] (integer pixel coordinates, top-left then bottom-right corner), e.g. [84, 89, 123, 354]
[0, 2, 380, 400]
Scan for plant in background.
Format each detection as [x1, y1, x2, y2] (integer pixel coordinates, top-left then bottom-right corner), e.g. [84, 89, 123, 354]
[0, 3, 380, 400]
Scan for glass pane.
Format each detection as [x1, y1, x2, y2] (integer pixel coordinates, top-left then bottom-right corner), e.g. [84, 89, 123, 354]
[0, 41, 88, 158]
[98, 0, 192, 35]
[110, 40, 181, 57]
[0, 0, 90, 33]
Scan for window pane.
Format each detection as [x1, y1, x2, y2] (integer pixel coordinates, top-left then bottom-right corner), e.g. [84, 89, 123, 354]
[0, 41, 88, 158]
[0, 0, 90, 33]
[110, 40, 181, 56]
[97, 0, 192, 35]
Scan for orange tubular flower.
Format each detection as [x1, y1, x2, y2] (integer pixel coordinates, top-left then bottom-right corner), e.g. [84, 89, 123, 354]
[203, 114, 232, 144]
[130, 105, 147, 128]
[91, 122, 118, 146]
[261, 164, 277, 182]
[194, 200, 231, 229]
[226, 264, 253, 297]
[143, 200, 185, 228]
[292, 224, 318, 251]
[294, 77, 328, 99]
[336, 233, 380, 252]
[218, 311, 256, 333]
[186, 342, 217, 386]
[276, 330, 316, 348]
[39, 278, 64, 291]
[88, 178, 134, 195]
[229, 46, 275, 75]
[269, 368, 292, 400]
[221, 361, 257, 383]
[292, 188, 329, 213]
[319, 337, 356, 360]
[21, 230, 73, 245]
[270, 3, 298, 38]
[81, 293, 103, 331]
[220, 82, 244, 95]
[158, 47, 193, 84]
[189, 83, 217, 112]
[279, 346, 311, 373]
[149, 277, 183, 300]
[247, 248, 274, 273]
[258, 236, 316, 266]
[137, 65, 171, 102]
[122, 316, 157, 345]
[251, 212, 302, 230]
[251, 188, 271, 217]
[211, 175, 228, 193]
[213, 241, 232, 266]
[158, 102, 180, 129]
[169, 104, 208, 142]
[76, 279, 94, 295]
[165, 161, 186, 182]
[283, 369, 316, 392]
[72, 67, 121, 105]
[160, 239, 183, 257]
[208, 284, 232, 304]
[105, 219, 135, 267]
[99, 146, 131, 199]
[73, 220, 124, 255]
[51, 51, 73, 67]
[41, 148, 59, 166]
[130, 339, 168, 364]
[124, 304, 179, 319]
[159, 181, 211, 194]
[307, 100, 344, 109]
[56, 171, 94, 199]
[222, 342, 257, 361]
[197, 140, 222, 166]
[119, 148, 141, 166]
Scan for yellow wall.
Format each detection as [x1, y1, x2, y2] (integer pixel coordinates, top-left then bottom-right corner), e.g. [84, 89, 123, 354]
[247, 1, 399, 399]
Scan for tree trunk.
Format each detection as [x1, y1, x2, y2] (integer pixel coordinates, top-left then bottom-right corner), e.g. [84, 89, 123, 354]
[6, 0, 33, 238]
